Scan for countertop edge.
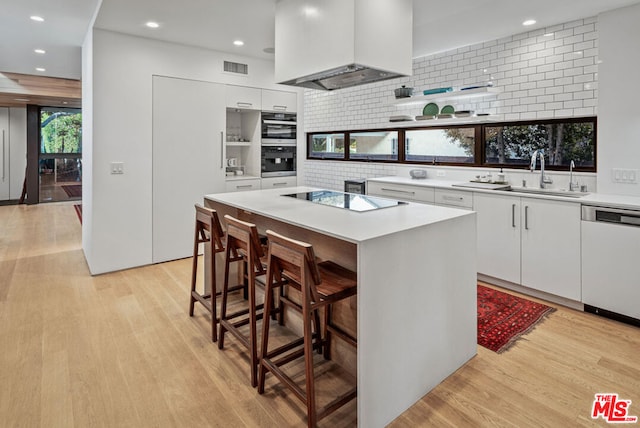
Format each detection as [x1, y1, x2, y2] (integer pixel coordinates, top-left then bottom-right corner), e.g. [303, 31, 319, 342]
[367, 176, 640, 210]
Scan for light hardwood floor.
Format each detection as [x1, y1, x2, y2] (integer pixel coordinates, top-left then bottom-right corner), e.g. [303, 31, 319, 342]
[1, 202, 638, 427]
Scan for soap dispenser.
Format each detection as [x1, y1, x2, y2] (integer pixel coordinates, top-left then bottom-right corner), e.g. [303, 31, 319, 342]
[496, 168, 506, 183]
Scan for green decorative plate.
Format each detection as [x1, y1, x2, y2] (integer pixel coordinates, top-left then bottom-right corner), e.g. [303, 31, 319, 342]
[422, 103, 439, 116]
[441, 105, 455, 114]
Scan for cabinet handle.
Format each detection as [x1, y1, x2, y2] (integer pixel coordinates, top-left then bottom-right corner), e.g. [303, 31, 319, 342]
[381, 187, 415, 195]
[237, 185, 253, 189]
[272, 182, 288, 186]
[236, 102, 252, 108]
[443, 195, 464, 202]
[512, 204, 516, 228]
[273, 105, 287, 111]
[525, 206, 529, 230]
[220, 131, 224, 169]
[2, 130, 5, 181]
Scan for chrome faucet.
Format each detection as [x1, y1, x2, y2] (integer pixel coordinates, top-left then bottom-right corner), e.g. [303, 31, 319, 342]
[530, 150, 553, 189]
[569, 160, 578, 191]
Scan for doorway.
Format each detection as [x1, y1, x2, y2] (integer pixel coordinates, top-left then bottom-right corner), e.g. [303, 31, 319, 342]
[38, 107, 82, 202]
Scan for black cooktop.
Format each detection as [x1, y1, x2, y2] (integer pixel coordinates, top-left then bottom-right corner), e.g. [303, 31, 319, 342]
[283, 190, 407, 212]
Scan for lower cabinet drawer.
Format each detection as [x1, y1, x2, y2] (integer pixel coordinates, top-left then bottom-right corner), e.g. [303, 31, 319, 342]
[225, 179, 262, 192]
[434, 189, 473, 209]
[367, 181, 435, 203]
[261, 176, 297, 189]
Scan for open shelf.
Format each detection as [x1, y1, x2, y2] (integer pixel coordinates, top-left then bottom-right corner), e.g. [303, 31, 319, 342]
[392, 87, 501, 106]
[225, 141, 252, 146]
[388, 115, 500, 127]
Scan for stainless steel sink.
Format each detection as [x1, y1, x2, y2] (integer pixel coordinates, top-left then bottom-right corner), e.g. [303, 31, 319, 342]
[497, 186, 589, 198]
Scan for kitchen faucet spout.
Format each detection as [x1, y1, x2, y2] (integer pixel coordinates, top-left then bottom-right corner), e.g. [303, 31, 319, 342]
[530, 150, 552, 189]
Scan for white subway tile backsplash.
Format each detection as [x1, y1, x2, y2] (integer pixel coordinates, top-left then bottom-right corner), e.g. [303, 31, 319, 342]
[303, 16, 598, 189]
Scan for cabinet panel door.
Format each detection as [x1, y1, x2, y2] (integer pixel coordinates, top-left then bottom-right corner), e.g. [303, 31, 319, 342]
[226, 85, 261, 110]
[261, 176, 296, 189]
[474, 193, 521, 283]
[0, 108, 9, 200]
[520, 198, 581, 300]
[261, 89, 297, 112]
[152, 76, 226, 263]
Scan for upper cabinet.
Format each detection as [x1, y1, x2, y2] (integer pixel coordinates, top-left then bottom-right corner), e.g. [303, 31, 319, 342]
[226, 85, 262, 110]
[262, 89, 297, 113]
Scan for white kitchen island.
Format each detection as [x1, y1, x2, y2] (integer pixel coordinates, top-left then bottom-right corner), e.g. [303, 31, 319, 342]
[204, 187, 477, 427]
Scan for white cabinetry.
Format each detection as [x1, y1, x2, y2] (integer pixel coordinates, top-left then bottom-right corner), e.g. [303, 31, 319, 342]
[367, 181, 434, 203]
[226, 85, 261, 110]
[261, 176, 297, 190]
[434, 188, 473, 209]
[152, 76, 226, 263]
[225, 107, 260, 178]
[520, 198, 581, 301]
[225, 178, 262, 193]
[474, 193, 521, 284]
[0, 108, 9, 200]
[474, 193, 581, 300]
[262, 89, 297, 113]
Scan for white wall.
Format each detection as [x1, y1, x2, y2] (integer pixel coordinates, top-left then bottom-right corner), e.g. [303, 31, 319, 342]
[597, 3, 640, 196]
[303, 17, 599, 191]
[85, 29, 302, 274]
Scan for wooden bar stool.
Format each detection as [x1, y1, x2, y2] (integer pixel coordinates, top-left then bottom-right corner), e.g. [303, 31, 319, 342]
[218, 215, 278, 387]
[188, 204, 226, 342]
[257, 230, 357, 428]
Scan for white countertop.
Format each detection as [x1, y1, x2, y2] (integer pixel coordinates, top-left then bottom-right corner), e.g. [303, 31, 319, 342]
[368, 176, 640, 210]
[205, 186, 474, 243]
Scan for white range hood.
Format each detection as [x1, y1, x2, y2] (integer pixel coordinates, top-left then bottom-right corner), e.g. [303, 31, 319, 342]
[275, 0, 413, 91]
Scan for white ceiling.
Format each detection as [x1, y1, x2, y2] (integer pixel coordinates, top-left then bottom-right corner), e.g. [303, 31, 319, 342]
[1, 0, 640, 81]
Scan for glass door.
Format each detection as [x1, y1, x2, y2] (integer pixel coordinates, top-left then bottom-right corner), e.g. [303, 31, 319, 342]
[39, 107, 82, 202]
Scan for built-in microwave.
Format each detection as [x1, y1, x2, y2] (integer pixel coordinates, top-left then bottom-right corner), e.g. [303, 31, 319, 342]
[261, 112, 297, 145]
[261, 145, 297, 177]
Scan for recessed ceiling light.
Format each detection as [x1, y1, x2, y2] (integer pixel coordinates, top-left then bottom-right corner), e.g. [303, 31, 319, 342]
[233, 40, 244, 46]
[14, 98, 30, 102]
[30, 15, 44, 22]
[34, 49, 46, 54]
[523, 19, 536, 26]
[62, 101, 68, 105]
[145, 21, 160, 28]
[35, 67, 46, 72]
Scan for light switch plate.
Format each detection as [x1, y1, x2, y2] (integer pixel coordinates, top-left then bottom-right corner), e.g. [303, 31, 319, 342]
[110, 162, 124, 175]
[612, 168, 638, 184]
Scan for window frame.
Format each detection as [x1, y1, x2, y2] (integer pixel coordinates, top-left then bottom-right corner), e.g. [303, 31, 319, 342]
[306, 116, 597, 172]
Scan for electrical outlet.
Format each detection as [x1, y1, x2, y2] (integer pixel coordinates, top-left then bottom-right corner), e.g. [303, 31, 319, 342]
[110, 162, 124, 175]
[436, 170, 446, 177]
[612, 168, 638, 184]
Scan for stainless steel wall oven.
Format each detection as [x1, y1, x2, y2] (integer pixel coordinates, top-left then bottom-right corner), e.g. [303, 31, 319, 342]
[261, 145, 297, 177]
[261, 112, 297, 144]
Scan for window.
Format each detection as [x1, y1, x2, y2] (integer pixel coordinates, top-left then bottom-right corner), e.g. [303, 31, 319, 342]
[309, 133, 345, 159]
[349, 131, 398, 161]
[405, 127, 475, 163]
[484, 121, 595, 168]
[39, 107, 83, 202]
[306, 117, 596, 171]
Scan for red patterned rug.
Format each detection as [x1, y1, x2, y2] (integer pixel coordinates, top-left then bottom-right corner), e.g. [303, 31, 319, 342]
[73, 204, 82, 224]
[62, 184, 82, 198]
[478, 284, 555, 353]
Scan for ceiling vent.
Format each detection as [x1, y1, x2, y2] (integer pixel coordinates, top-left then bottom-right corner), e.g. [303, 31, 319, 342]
[224, 61, 248, 75]
[275, 0, 412, 90]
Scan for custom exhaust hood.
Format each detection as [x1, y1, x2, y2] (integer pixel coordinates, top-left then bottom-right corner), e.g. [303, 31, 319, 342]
[275, 0, 413, 91]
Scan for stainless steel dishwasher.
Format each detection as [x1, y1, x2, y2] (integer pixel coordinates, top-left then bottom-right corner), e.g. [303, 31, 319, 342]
[581, 205, 640, 326]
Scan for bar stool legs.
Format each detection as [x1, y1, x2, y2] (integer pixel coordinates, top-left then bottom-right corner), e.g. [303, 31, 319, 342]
[189, 204, 225, 343]
[218, 215, 270, 388]
[258, 230, 357, 427]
